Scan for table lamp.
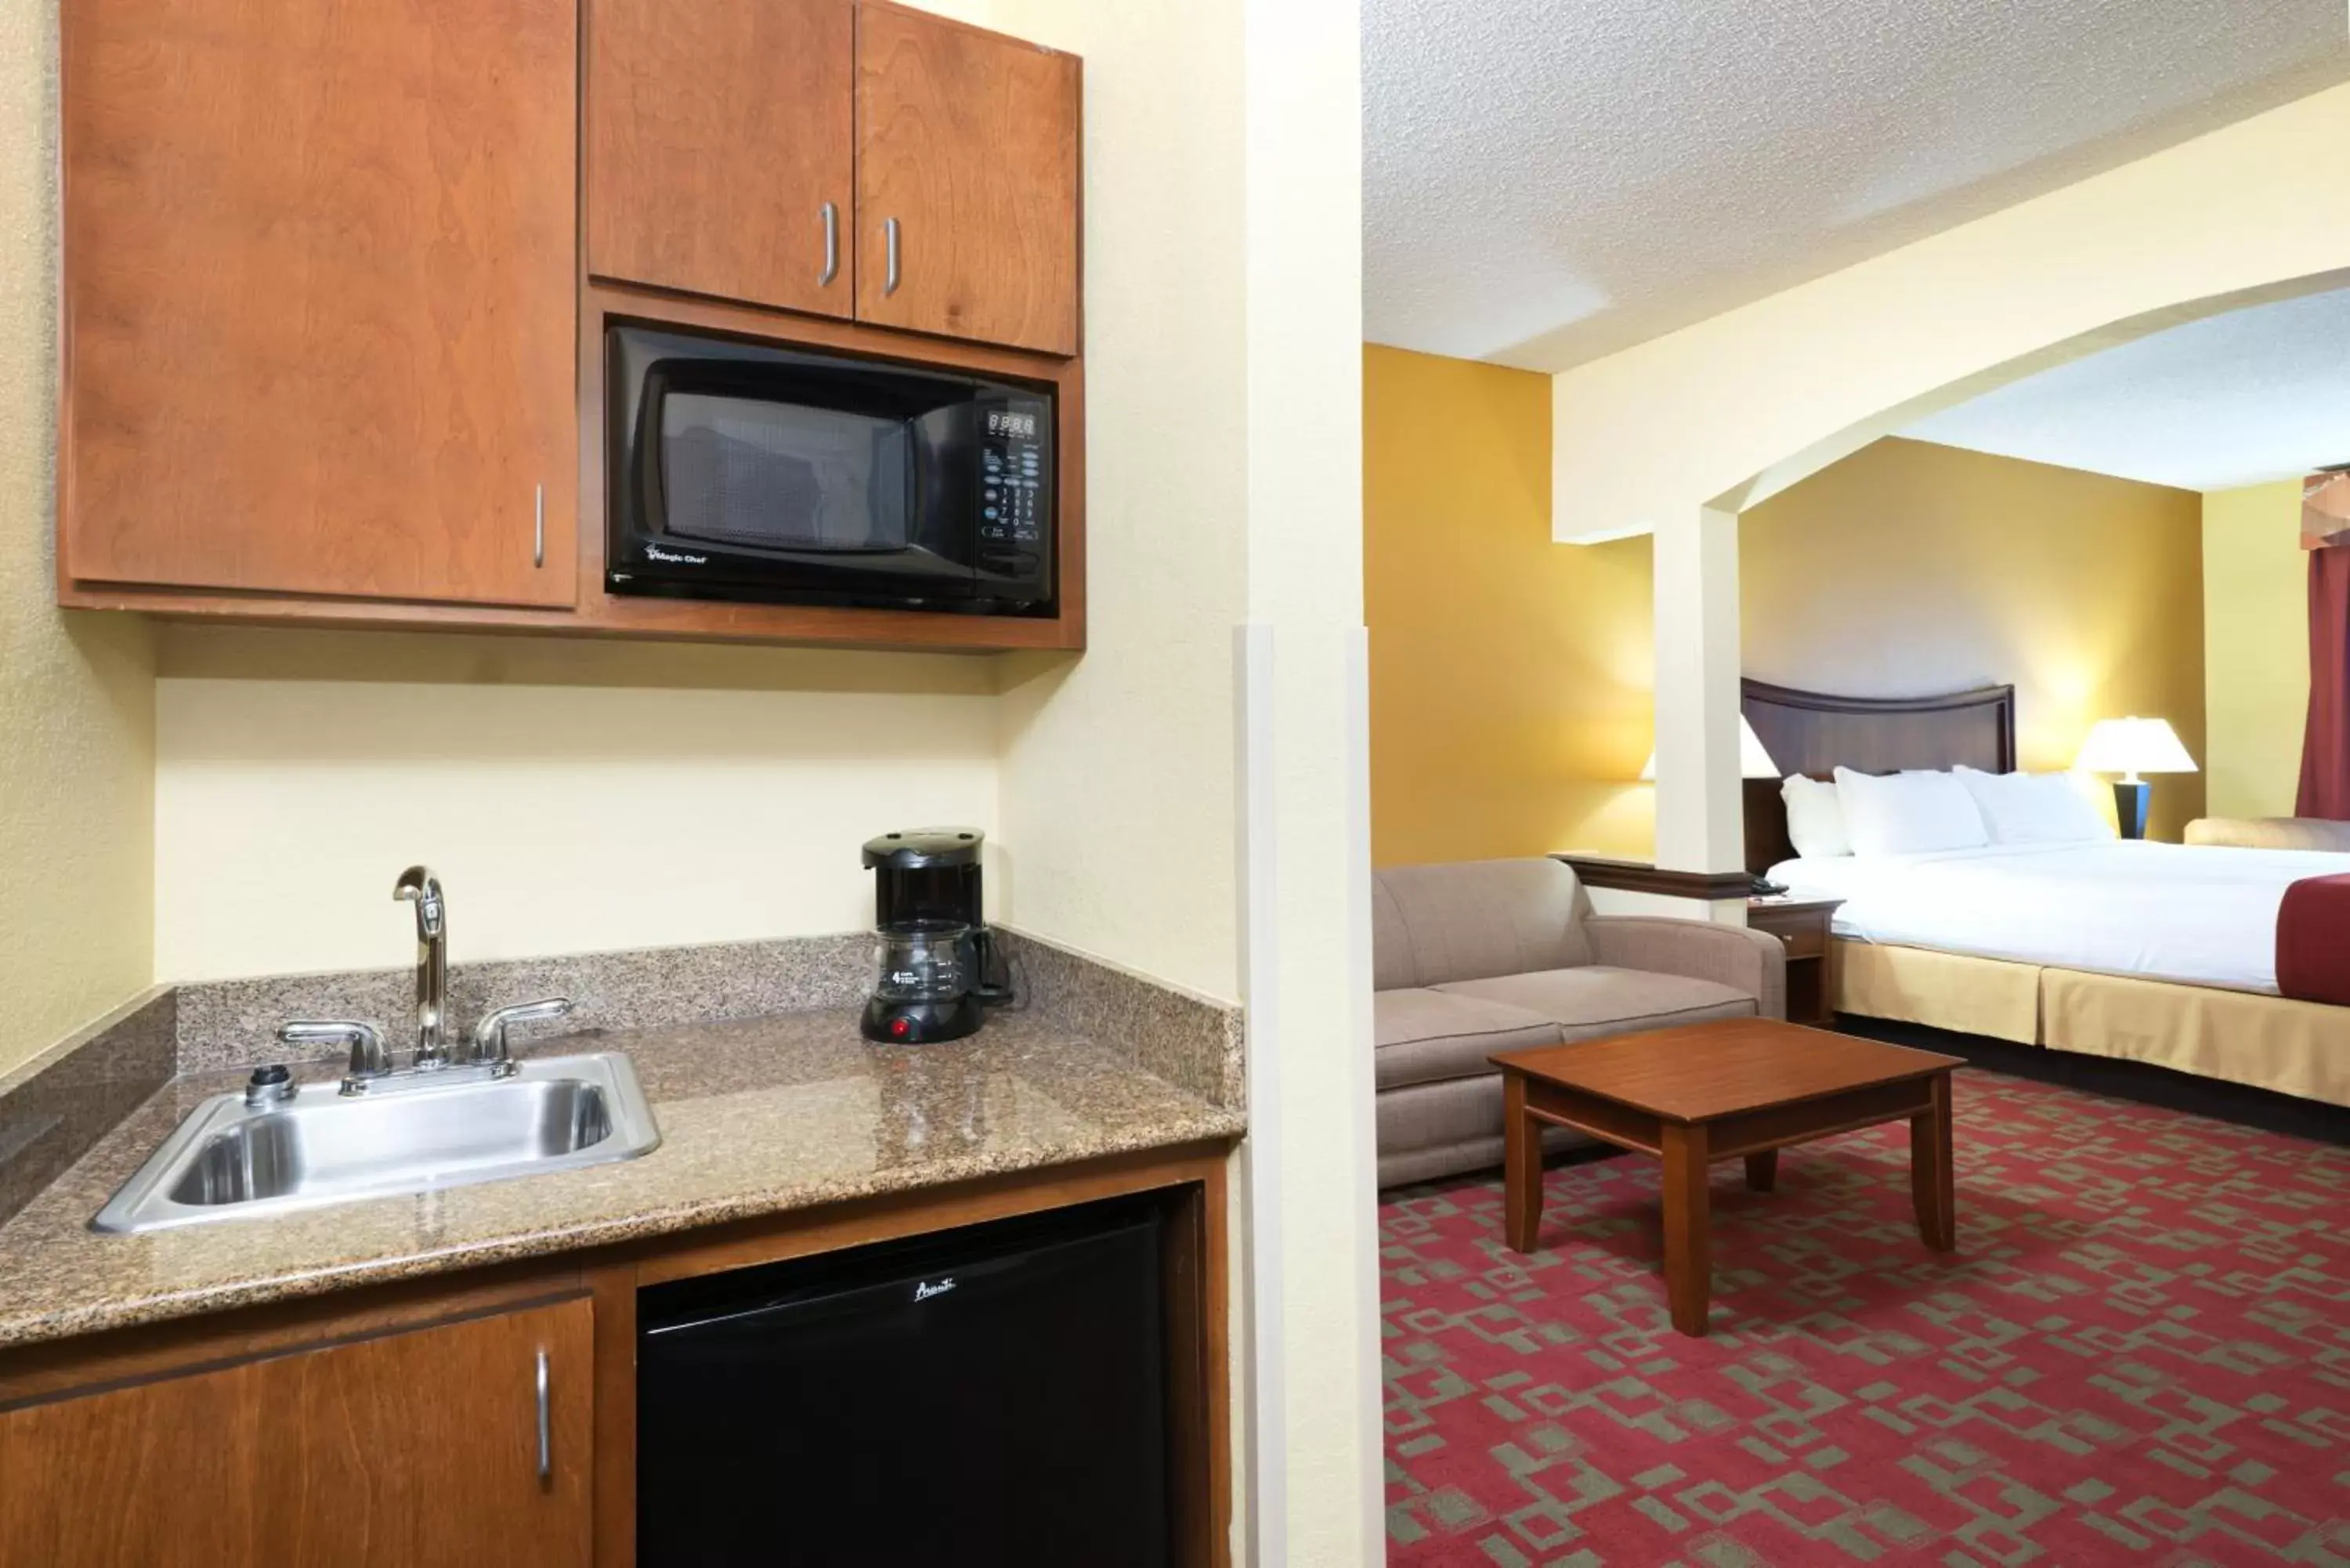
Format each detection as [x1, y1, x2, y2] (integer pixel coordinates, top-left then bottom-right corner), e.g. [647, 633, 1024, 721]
[2073, 717, 2196, 840]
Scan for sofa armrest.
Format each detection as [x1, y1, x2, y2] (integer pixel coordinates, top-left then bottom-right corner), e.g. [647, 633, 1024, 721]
[1584, 916, 1787, 1021]
[2187, 816, 2350, 852]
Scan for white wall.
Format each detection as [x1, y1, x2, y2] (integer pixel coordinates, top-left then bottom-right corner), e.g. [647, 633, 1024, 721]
[153, 634, 1001, 979]
[982, 0, 1248, 1006]
[0, 0, 156, 1075]
[1235, 0, 1383, 1557]
[931, 3, 1382, 1563]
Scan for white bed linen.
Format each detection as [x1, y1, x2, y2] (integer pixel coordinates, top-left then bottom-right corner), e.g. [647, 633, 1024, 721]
[1766, 840, 2350, 994]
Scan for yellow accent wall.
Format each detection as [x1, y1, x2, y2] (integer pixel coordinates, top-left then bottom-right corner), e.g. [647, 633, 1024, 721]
[1742, 438, 2208, 842]
[1365, 345, 1654, 864]
[0, 0, 155, 1075]
[2201, 479, 2308, 818]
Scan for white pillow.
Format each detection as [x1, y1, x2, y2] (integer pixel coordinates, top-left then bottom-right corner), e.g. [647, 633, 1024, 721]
[1954, 766, 2113, 844]
[1833, 767, 1990, 856]
[1781, 775, 1852, 858]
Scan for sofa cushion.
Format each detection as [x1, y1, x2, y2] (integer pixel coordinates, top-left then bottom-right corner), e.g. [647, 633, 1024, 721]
[1372, 858, 1592, 988]
[1433, 966, 1756, 1041]
[1373, 988, 1563, 1091]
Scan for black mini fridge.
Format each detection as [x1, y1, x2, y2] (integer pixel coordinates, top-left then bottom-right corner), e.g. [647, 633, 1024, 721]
[636, 1194, 1172, 1567]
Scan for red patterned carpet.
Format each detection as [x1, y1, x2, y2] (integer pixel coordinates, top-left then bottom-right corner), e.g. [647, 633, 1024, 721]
[1380, 1069, 2350, 1566]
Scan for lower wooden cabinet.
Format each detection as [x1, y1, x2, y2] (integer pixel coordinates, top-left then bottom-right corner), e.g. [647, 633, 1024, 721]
[0, 1146, 1231, 1567]
[0, 1296, 593, 1568]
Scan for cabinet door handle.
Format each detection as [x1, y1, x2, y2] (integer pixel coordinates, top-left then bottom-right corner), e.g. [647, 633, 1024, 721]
[819, 202, 839, 287]
[884, 217, 902, 296]
[535, 1347, 551, 1483]
[533, 484, 545, 569]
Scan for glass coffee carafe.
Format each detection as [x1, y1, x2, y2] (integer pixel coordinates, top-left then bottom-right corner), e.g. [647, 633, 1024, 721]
[870, 921, 975, 1012]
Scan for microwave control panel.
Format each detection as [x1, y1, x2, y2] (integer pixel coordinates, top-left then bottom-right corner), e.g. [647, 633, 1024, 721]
[979, 404, 1050, 582]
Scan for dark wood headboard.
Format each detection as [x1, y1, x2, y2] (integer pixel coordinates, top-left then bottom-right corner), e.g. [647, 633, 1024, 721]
[1741, 677, 2017, 874]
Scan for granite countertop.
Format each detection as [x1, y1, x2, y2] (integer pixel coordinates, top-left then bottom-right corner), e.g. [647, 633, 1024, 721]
[0, 1009, 1245, 1350]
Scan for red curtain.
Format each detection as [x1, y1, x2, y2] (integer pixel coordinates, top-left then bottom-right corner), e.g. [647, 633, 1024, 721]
[2301, 544, 2350, 819]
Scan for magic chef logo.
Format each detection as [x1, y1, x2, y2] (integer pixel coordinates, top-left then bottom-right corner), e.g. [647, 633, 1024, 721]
[913, 1277, 957, 1302]
[645, 544, 709, 565]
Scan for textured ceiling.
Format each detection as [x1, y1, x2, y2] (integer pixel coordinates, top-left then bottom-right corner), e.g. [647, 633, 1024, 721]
[1365, 0, 2350, 371]
[1902, 284, 2350, 492]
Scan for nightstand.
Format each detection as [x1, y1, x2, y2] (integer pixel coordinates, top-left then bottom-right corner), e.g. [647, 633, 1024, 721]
[1745, 897, 1843, 1028]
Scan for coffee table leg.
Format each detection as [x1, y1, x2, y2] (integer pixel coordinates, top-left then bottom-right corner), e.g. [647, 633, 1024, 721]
[1911, 1072, 1955, 1252]
[1744, 1151, 1777, 1192]
[1661, 1122, 1711, 1336]
[1502, 1071, 1542, 1253]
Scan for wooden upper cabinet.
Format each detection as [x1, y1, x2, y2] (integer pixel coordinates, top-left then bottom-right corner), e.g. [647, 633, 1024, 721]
[855, 4, 1081, 356]
[60, 0, 578, 608]
[0, 1297, 593, 1568]
[587, 0, 856, 318]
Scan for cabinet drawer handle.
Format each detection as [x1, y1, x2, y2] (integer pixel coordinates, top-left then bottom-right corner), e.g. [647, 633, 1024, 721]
[535, 1347, 551, 1483]
[819, 201, 839, 287]
[884, 217, 902, 296]
[533, 484, 545, 569]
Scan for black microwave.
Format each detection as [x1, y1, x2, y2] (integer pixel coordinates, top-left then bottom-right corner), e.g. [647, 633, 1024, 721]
[606, 326, 1054, 615]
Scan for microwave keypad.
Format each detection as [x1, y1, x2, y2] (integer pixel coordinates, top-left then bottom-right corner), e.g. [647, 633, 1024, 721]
[980, 420, 1047, 576]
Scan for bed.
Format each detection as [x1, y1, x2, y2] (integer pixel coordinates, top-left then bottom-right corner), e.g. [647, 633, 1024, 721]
[1741, 678, 2350, 1108]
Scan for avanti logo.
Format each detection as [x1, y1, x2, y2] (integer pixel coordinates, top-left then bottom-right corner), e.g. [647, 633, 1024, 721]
[913, 1277, 957, 1302]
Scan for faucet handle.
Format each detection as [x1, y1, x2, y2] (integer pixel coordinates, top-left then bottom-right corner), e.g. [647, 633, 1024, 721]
[470, 998, 573, 1065]
[278, 1021, 389, 1086]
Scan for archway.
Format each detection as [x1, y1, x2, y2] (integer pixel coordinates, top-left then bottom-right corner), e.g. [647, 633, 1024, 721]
[1547, 81, 2350, 891]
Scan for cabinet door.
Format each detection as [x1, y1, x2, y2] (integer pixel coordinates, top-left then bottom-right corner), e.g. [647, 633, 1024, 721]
[0, 1297, 593, 1568]
[587, 0, 855, 317]
[855, 4, 1080, 355]
[61, 0, 577, 607]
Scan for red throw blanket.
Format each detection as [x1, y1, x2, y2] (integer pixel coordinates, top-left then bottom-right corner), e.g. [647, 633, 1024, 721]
[2277, 873, 2350, 1006]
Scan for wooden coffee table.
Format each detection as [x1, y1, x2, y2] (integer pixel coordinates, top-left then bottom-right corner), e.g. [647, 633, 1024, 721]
[1492, 1019, 1962, 1337]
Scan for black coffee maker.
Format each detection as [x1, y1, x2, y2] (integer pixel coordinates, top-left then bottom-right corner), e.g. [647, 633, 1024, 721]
[861, 828, 1010, 1043]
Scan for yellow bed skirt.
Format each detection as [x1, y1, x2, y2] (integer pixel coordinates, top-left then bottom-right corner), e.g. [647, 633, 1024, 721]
[2042, 969, 2350, 1109]
[1831, 938, 2350, 1109]
[1831, 940, 2041, 1045]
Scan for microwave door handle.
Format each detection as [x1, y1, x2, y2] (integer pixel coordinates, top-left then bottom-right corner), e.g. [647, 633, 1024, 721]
[819, 202, 838, 288]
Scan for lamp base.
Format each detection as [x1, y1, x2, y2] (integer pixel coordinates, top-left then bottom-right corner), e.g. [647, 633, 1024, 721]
[2112, 780, 2151, 840]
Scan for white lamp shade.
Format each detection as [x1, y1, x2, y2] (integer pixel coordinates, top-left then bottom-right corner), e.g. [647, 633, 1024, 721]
[1640, 717, 1780, 782]
[2073, 717, 2197, 775]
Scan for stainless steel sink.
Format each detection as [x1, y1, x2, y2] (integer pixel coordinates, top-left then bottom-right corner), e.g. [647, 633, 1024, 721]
[92, 1053, 660, 1234]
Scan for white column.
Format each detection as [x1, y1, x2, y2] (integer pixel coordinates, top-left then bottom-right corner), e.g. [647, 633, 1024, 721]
[1651, 504, 1748, 917]
[1238, 0, 1382, 1563]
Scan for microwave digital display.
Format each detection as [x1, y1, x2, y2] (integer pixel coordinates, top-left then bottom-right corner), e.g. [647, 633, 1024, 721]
[605, 325, 1054, 616]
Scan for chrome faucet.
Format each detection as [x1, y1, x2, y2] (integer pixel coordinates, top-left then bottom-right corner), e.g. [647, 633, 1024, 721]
[275, 867, 573, 1095]
[394, 865, 450, 1068]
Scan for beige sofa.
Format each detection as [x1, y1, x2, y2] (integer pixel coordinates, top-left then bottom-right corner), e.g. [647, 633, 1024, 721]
[1374, 858, 1785, 1187]
[2186, 817, 2350, 852]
